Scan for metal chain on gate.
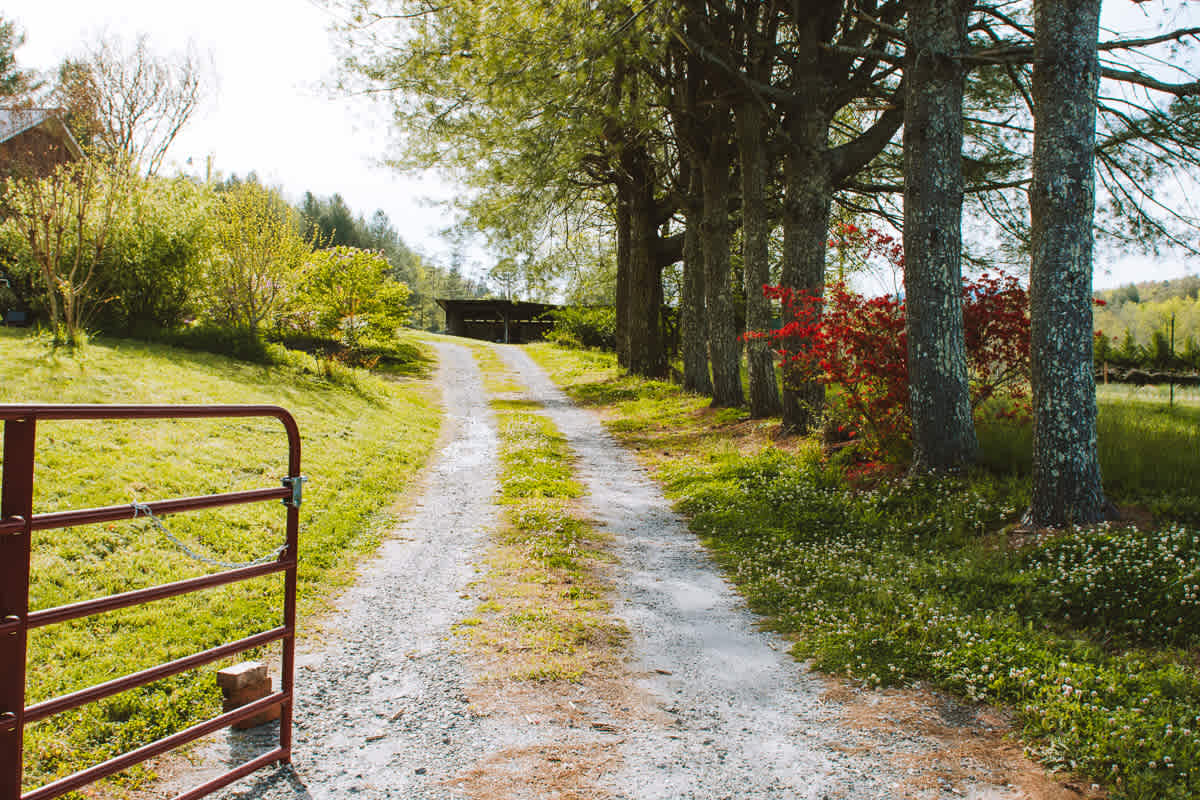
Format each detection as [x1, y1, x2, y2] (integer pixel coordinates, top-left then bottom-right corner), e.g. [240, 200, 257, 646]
[132, 501, 287, 570]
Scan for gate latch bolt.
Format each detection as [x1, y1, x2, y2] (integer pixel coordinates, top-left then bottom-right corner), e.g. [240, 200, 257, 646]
[282, 476, 308, 509]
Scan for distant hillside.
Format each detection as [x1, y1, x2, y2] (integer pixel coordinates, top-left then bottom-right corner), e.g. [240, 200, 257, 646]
[1094, 275, 1200, 359]
[1096, 275, 1200, 307]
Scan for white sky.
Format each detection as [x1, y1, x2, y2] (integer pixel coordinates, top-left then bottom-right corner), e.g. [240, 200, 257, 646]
[4, 0, 1200, 290]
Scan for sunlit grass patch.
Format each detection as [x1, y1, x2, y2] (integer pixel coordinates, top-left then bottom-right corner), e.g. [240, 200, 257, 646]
[497, 415, 583, 502]
[458, 344, 623, 683]
[976, 396, 1200, 521]
[1, 328, 441, 793]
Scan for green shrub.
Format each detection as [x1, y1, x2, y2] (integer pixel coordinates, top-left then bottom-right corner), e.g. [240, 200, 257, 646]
[546, 306, 615, 350]
[156, 324, 271, 363]
[290, 246, 412, 350]
[91, 176, 211, 335]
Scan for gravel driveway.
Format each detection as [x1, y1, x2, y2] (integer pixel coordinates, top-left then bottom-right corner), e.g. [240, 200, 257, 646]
[160, 341, 1082, 800]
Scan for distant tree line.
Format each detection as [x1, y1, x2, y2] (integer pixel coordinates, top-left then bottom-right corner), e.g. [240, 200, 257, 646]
[1094, 276, 1200, 374]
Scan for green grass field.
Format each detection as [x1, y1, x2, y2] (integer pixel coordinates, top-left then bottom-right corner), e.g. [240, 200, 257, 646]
[977, 386, 1200, 520]
[527, 342, 1200, 800]
[0, 329, 441, 793]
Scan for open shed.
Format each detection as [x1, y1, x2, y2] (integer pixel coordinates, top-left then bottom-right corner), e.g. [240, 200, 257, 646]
[437, 298, 557, 344]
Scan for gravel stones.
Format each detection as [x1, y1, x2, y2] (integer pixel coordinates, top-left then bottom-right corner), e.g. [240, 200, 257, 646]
[156, 342, 1058, 800]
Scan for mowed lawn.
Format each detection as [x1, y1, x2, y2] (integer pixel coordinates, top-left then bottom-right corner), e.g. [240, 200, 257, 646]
[0, 329, 441, 792]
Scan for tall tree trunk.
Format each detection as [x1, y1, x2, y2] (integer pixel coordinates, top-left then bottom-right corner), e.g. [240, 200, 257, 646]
[615, 192, 632, 368]
[681, 161, 713, 394]
[625, 145, 668, 379]
[1029, 0, 1111, 525]
[779, 109, 833, 432]
[701, 112, 743, 407]
[737, 97, 781, 417]
[903, 0, 977, 472]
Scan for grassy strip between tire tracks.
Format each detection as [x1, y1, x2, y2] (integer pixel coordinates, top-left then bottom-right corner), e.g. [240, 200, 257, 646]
[0, 328, 441, 795]
[526, 342, 1200, 800]
[455, 344, 623, 683]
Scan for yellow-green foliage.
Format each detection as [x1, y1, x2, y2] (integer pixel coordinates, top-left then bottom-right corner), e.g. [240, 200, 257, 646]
[201, 182, 311, 333]
[1094, 283, 1200, 353]
[296, 246, 412, 346]
[0, 329, 440, 791]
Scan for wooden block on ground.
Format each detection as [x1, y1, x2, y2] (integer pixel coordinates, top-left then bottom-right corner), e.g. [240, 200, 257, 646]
[231, 692, 282, 730]
[217, 662, 268, 692]
[217, 661, 281, 730]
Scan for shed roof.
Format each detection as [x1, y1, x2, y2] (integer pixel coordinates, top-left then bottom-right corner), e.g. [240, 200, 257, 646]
[0, 108, 85, 160]
[435, 298, 558, 318]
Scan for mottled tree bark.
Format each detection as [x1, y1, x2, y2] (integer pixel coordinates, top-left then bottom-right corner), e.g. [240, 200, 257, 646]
[779, 107, 834, 433]
[701, 109, 744, 407]
[681, 161, 713, 395]
[737, 97, 781, 417]
[903, 0, 977, 472]
[1029, 0, 1112, 525]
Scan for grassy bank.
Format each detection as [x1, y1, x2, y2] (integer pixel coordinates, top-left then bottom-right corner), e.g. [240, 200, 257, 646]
[0, 329, 440, 793]
[457, 344, 622, 682]
[527, 342, 1200, 800]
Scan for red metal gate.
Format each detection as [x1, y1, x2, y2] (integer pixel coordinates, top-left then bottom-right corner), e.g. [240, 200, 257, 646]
[0, 404, 302, 800]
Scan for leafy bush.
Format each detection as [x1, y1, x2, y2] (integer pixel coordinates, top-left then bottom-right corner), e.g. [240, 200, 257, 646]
[546, 306, 615, 350]
[292, 247, 410, 338]
[1, 157, 133, 345]
[200, 182, 310, 334]
[91, 176, 211, 334]
[284, 246, 412, 366]
[155, 324, 271, 363]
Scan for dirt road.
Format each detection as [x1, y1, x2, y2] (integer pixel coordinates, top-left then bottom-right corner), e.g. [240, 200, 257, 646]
[164, 342, 1092, 800]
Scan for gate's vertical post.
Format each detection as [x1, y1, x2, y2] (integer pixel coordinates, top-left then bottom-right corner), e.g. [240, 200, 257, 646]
[279, 497, 298, 762]
[278, 413, 302, 768]
[1, 418, 36, 800]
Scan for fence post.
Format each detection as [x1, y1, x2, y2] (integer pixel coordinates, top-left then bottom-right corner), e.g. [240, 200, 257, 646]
[1, 418, 36, 800]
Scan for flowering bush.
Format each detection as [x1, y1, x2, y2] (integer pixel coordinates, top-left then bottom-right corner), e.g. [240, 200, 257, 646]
[754, 269, 1031, 456]
[759, 282, 908, 453]
[827, 222, 905, 285]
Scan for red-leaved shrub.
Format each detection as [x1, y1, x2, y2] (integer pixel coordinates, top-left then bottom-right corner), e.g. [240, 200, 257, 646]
[753, 269, 1030, 456]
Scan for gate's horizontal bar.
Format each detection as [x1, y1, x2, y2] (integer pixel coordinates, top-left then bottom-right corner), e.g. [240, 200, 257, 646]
[22, 692, 289, 800]
[0, 404, 292, 422]
[24, 626, 290, 724]
[29, 488, 290, 532]
[28, 560, 292, 630]
[0, 403, 302, 473]
[0, 516, 25, 536]
[168, 747, 290, 800]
